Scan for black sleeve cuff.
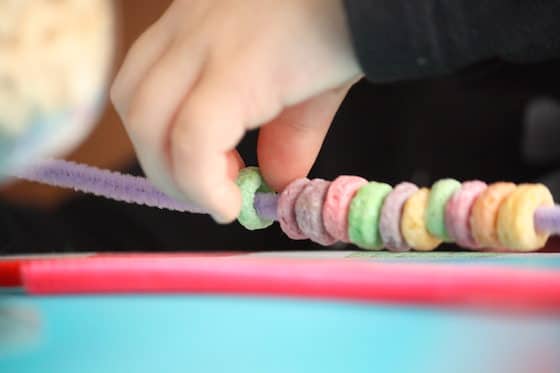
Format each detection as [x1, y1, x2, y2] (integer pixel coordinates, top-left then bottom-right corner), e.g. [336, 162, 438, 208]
[342, 0, 560, 82]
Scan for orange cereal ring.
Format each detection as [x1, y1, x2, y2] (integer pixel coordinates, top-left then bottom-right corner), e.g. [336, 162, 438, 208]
[470, 182, 516, 249]
[497, 184, 554, 251]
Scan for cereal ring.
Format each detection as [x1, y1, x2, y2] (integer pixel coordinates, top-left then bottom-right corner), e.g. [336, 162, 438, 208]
[277, 178, 310, 240]
[497, 184, 554, 251]
[426, 178, 461, 241]
[348, 182, 392, 250]
[379, 182, 419, 252]
[444, 181, 487, 249]
[401, 188, 442, 251]
[295, 179, 337, 246]
[470, 182, 516, 249]
[236, 167, 274, 230]
[323, 175, 368, 242]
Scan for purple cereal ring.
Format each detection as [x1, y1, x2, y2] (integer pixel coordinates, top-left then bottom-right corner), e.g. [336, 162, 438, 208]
[277, 178, 310, 240]
[295, 179, 337, 246]
[445, 180, 488, 249]
[322, 175, 368, 242]
[379, 182, 418, 252]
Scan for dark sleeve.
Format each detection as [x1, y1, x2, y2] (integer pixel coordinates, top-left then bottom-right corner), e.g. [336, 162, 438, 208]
[342, 0, 560, 82]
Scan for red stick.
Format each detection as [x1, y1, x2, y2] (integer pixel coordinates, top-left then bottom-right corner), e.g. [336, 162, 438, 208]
[21, 256, 560, 312]
[0, 260, 23, 287]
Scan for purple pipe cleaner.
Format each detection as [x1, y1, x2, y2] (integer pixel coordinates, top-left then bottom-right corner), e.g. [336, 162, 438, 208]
[9, 159, 560, 235]
[11, 159, 278, 218]
[254, 193, 279, 221]
[13, 160, 200, 212]
[534, 206, 560, 235]
[11, 159, 209, 214]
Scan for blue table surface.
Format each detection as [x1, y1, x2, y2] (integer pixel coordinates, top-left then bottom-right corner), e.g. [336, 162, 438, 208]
[250, 250, 560, 269]
[1, 295, 560, 373]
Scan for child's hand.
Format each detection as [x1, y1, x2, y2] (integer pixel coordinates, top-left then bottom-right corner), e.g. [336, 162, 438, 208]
[111, 0, 362, 223]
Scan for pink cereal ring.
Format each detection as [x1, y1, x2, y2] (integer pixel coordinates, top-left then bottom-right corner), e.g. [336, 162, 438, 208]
[295, 179, 337, 246]
[444, 180, 488, 249]
[322, 175, 368, 242]
[277, 178, 310, 240]
[379, 182, 419, 252]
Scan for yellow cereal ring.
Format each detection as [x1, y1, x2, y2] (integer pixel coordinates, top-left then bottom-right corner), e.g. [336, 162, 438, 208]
[470, 182, 516, 249]
[497, 184, 554, 251]
[401, 188, 442, 251]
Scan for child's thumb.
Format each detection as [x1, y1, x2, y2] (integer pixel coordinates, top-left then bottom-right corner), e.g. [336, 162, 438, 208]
[257, 84, 351, 192]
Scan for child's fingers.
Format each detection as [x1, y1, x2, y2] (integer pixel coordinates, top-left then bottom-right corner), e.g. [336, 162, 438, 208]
[227, 149, 246, 180]
[168, 68, 250, 223]
[110, 2, 180, 119]
[118, 38, 206, 198]
[126, 37, 205, 141]
[257, 84, 351, 192]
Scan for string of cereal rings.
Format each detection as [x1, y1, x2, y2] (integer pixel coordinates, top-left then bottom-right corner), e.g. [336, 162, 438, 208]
[11, 160, 560, 252]
[238, 168, 558, 252]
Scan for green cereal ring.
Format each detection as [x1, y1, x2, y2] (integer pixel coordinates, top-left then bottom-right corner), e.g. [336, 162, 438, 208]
[348, 182, 392, 250]
[426, 178, 461, 241]
[236, 167, 274, 230]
